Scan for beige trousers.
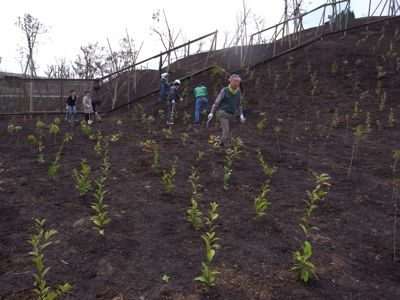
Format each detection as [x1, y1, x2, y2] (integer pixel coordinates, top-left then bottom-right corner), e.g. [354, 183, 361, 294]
[218, 109, 233, 149]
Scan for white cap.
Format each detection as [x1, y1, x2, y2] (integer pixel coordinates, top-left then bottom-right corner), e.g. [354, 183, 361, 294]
[173, 79, 181, 85]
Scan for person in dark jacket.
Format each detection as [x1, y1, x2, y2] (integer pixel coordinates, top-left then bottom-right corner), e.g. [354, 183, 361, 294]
[66, 90, 77, 123]
[208, 74, 246, 153]
[159, 71, 172, 102]
[166, 79, 182, 125]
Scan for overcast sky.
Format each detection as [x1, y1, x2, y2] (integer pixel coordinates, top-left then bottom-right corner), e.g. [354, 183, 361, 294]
[0, 0, 383, 75]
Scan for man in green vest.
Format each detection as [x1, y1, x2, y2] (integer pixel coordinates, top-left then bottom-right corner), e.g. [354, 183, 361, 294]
[208, 74, 246, 152]
[193, 83, 208, 124]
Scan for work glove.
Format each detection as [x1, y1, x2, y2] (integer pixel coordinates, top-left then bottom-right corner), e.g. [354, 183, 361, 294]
[172, 100, 175, 105]
[240, 114, 246, 123]
[208, 113, 213, 121]
[180, 98, 183, 102]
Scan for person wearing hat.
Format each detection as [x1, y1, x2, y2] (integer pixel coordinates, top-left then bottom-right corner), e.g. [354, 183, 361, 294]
[159, 71, 172, 102]
[208, 74, 245, 152]
[166, 79, 182, 125]
[193, 83, 209, 124]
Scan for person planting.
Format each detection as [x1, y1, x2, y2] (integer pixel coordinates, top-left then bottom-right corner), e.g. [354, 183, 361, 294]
[66, 90, 77, 123]
[193, 83, 209, 124]
[159, 71, 172, 102]
[166, 79, 182, 125]
[83, 91, 94, 125]
[208, 74, 246, 153]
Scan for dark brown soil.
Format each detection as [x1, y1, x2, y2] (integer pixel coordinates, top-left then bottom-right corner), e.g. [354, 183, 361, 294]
[1, 18, 400, 300]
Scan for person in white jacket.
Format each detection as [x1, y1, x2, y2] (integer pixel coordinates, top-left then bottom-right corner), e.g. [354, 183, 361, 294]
[83, 91, 94, 124]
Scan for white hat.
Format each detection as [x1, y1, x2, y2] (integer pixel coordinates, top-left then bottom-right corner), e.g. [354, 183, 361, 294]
[174, 79, 181, 85]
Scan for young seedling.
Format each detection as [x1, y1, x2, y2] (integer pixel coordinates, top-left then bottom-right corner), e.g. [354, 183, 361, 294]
[90, 176, 111, 236]
[38, 138, 46, 164]
[211, 63, 228, 78]
[377, 65, 386, 79]
[231, 137, 244, 160]
[183, 111, 191, 130]
[315, 110, 321, 128]
[331, 61, 338, 74]
[188, 166, 201, 197]
[223, 152, 234, 191]
[257, 112, 267, 133]
[53, 117, 61, 126]
[187, 199, 203, 230]
[162, 127, 173, 139]
[310, 72, 318, 97]
[187, 167, 203, 229]
[257, 150, 277, 183]
[347, 125, 364, 179]
[115, 119, 123, 126]
[7, 124, 23, 147]
[292, 171, 331, 283]
[344, 113, 350, 144]
[330, 108, 340, 128]
[27, 134, 37, 145]
[196, 150, 205, 161]
[110, 132, 123, 143]
[379, 91, 387, 112]
[266, 63, 272, 80]
[365, 112, 372, 134]
[36, 120, 46, 131]
[307, 61, 312, 74]
[180, 133, 189, 146]
[142, 113, 155, 126]
[139, 139, 154, 154]
[292, 241, 316, 283]
[388, 108, 395, 127]
[208, 135, 220, 150]
[195, 202, 220, 291]
[162, 161, 177, 193]
[158, 109, 165, 120]
[93, 131, 103, 157]
[254, 183, 271, 217]
[287, 56, 294, 86]
[48, 133, 73, 179]
[392, 150, 400, 262]
[161, 274, 170, 283]
[352, 101, 360, 120]
[151, 141, 160, 173]
[72, 159, 92, 197]
[273, 71, 280, 91]
[28, 219, 72, 299]
[80, 121, 92, 136]
[48, 123, 60, 144]
[90, 148, 111, 236]
[274, 126, 282, 159]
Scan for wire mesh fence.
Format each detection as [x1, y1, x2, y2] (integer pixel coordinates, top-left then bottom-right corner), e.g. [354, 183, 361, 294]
[0, 77, 96, 114]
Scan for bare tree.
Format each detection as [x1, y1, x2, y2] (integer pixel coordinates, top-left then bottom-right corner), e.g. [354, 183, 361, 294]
[15, 14, 48, 77]
[151, 9, 181, 69]
[222, 31, 230, 48]
[252, 14, 267, 43]
[104, 32, 143, 109]
[73, 43, 107, 79]
[45, 58, 74, 79]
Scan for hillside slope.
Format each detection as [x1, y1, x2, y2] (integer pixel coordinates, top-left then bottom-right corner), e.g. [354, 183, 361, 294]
[1, 17, 400, 299]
